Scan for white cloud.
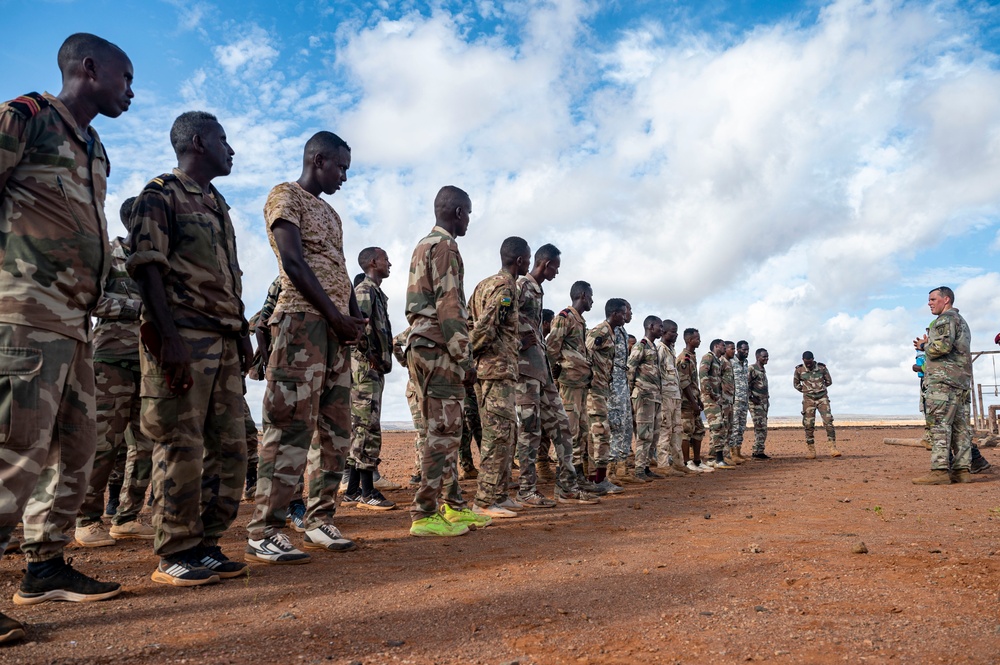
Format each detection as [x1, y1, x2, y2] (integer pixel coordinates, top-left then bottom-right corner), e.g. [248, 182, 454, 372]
[213, 26, 280, 75]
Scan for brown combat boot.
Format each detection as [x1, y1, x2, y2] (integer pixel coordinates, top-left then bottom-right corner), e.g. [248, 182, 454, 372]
[912, 469, 952, 485]
[950, 469, 972, 484]
[606, 461, 620, 484]
[731, 448, 745, 464]
[829, 443, 842, 458]
[805, 444, 817, 459]
[459, 466, 478, 481]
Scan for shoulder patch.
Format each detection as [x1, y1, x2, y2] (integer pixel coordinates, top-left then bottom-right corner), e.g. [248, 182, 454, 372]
[143, 173, 177, 192]
[6, 92, 49, 118]
[558, 309, 570, 318]
[795, 364, 804, 369]
[817, 362, 826, 367]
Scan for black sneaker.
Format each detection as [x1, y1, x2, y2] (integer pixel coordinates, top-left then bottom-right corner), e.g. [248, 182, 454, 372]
[408, 473, 421, 487]
[150, 554, 220, 587]
[196, 545, 248, 579]
[341, 490, 362, 507]
[644, 467, 664, 479]
[971, 456, 991, 474]
[0, 611, 25, 644]
[356, 489, 396, 511]
[752, 452, 771, 460]
[14, 560, 121, 605]
[286, 502, 307, 532]
[104, 492, 120, 517]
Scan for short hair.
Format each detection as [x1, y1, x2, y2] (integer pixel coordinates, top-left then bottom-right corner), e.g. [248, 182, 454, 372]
[119, 196, 136, 229]
[724, 341, 735, 348]
[434, 185, 470, 221]
[500, 236, 530, 265]
[542, 309, 555, 324]
[930, 286, 955, 304]
[662, 319, 677, 330]
[628, 334, 637, 341]
[358, 247, 382, 270]
[353, 272, 365, 287]
[683, 328, 699, 339]
[755, 348, 768, 358]
[605, 298, 629, 318]
[304, 131, 350, 160]
[570, 280, 591, 300]
[643, 315, 662, 330]
[57, 33, 124, 77]
[710, 338, 724, 350]
[170, 111, 219, 157]
[802, 351, 814, 360]
[534, 243, 561, 264]
[737, 340, 749, 349]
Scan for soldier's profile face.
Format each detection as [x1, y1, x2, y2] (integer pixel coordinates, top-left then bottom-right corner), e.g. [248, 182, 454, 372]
[455, 197, 472, 237]
[199, 121, 235, 177]
[580, 289, 593, 313]
[542, 256, 561, 281]
[624, 305, 633, 324]
[725, 344, 735, 359]
[374, 249, 391, 279]
[649, 320, 663, 338]
[320, 146, 351, 195]
[927, 290, 948, 316]
[609, 308, 626, 327]
[94, 50, 134, 118]
[757, 351, 769, 366]
[662, 325, 678, 345]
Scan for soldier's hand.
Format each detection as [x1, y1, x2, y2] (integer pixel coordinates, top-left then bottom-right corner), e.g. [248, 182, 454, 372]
[238, 335, 254, 375]
[160, 334, 193, 395]
[913, 334, 928, 351]
[329, 312, 368, 345]
[463, 367, 478, 387]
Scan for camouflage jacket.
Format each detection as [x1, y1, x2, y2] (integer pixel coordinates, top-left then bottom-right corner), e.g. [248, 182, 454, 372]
[353, 275, 393, 374]
[627, 337, 661, 401]
[469, 269, 519, 381]
[0, 92, 112, 342]
[748, 363, 769, 405]
[586, 320, 615, 393]
[699, 352, 725, 404]
[92, 238, 142, 363]
[611, 326, 630, 406]
[793, 362, 832, 398]
[515, 273, 550, 382]
[656, 341, 683, 400]
[404, 226, 472, 376]
[677, 348, 700, 411]
[924, 308, 971, 390]
[247, 276, 281, 381]
[128, 169, 246, 334]
[546, 306, 591, 388]
[392, 326, 410, 369]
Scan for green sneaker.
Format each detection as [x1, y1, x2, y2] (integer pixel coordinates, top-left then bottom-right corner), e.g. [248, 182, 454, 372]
[440, 504, 493, 530]
[409, 513, 469, 538]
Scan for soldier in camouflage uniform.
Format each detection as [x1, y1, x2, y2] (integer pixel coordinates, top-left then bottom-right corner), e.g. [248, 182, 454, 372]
[0, 35, 132, 630]
[75, 197, 155, 547]
[130, 112, 253, 585]
[585, 298, 629, 494]
[748, 348, 770, 459]
[469, 237, 531, 517]
[678, 329, 709, 472]
[608, 302, 635, 483]
[627, 316, 663, 481]
[793, 351, 840, 458]
[700, 339, 735, 469]
[656, 320, 692, 475]
[728, 341, 750, 463]
[912, 287, 973, 484]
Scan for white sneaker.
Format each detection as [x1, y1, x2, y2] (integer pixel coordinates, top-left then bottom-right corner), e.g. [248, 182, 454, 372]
[75, 522, 115, 547]
[245, 533, 311, 565]
[697, 462, 715, 473]
[497, 497, 524, 512]
[686, 460, 702, 473]
[302, 524, 356, 552]
[473, 503, 517, 518]
[373, 476, 401, 491]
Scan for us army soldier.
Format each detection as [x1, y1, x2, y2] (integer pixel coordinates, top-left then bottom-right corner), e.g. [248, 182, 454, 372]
[793, 351, 840, 458]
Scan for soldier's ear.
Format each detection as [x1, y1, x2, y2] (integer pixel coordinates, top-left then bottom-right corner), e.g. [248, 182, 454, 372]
[191, 133, 205, 154]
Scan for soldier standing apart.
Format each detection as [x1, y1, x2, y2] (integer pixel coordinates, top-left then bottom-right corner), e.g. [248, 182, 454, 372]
[793, 351, 840, 458]
[245, 132, 367, 564]
[75, 197, 155, 547]
[343, 248, 396, 510]
[469, 237, 531, 518]
[608, 301, 635, 484]
[405, 186, 492, 536]
[912, 287, 973, 485]
[700, 339, 735, 469]
[0, 33, 131, 637]
[728, 340, 750, 463]
[130, 112, 253, 586]
[586, 299, 629, 493]
[656, 320, 693, 475]
[748, 348, 770, 460]
[627, 316, 663, 481]
[678, 329, 711, 473]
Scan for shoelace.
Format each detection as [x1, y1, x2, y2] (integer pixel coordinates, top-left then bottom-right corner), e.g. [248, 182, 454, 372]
[271, 533, 296, 550]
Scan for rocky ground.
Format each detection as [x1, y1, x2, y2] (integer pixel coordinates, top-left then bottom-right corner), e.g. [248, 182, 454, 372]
[1, 425, 998, 664]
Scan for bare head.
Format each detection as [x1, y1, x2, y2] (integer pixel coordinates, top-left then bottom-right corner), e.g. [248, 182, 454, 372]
[928, 286, 954, 316]
[57, 33, 134, 118]
[170, 111, 234, 179]
[434, 186, 472, 237]
[303, 131, 351, 195]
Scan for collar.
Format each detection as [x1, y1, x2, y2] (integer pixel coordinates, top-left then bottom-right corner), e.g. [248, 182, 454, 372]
[522, 273, 543, 295]
[431, 225, 455, 240]
[44, 92, 99, 146]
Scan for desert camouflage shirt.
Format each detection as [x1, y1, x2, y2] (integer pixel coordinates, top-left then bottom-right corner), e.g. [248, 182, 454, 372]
[92, 237, 141, 363]
[515, 273, 550, 382]
[0, 92, 112, 341]
[128, 168, 246, 334]
[546, 306, 591, 388]
[731, 355, 749, 405]
[748, 363, 769, 405]
[924, 308, 971, 390]
[586, 320, 615, 393]
[677, 347, 700, 411]
[793, 362, 832, 398]
[404, 225, 472, 375]
[470, 269, 519, 381]
[354, 275, 393, 374]
[656, 341, 683, 400]
[699, 352, 725, 405]
[627, 336, 661, 401]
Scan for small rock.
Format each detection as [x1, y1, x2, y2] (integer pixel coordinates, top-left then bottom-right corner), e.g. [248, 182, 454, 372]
[755, 605, 767, 612]
[704, 513, 711, 519]
[700, 611, 714, 616]
[852, 542, 869, 554]
[929, 548, 942, 554]
[748, 543, 763, 554]
[386, 639, 405, 647]
[500, 661, 521, 665]
[633, 502, 642, 510]
[277, 612, 296, 620]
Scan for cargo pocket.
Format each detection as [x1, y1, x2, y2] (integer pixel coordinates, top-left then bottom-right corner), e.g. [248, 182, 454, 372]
[264, 366, 311, 429]
[139, 373, 180, 441]
[0, 347, 42, 449]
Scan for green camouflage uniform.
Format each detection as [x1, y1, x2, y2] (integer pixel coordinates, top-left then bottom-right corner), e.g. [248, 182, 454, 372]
[394, 328, 426, 476]
[677, 348, 705, 460]
[128, 168, 247, 557]
[656, 341, 684, 468]
[405, 226, 472, 521]
[78, 238, 153, 529]
[793, 362, 835, 446]
[0, 93, 112, 562]
[547, 306, 591, 468]
[748, 362, 769, 454]
[349, 276, 393, 470]
[923, 308, 972, 471]
[729, 355, 749, 453]
[628, 338, 661, 470]
[585, 320, 615, 470]
[469, 269, 519, 507]
[700, 352, 731, 457]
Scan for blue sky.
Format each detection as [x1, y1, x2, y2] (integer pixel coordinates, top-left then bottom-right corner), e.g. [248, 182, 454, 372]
[5, 0, 1000, 422]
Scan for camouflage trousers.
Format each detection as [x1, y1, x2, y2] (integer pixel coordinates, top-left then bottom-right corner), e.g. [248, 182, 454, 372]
[750, 401, 769, 454]
[474, 379, 516, 507]
[801, 394, 835, 445]
[924, 386, 972, 471]
[587, 388, 612, 469]
[0, 324, 95, 563]
[681, 407, 706, 462]
[247, 312, 351, 539]
[243, 396, 259, 475]
[406, 378, 426, 475]
[608, 381, 633, 462]
[141, 327, 246, 557]
[109, 444, 127, 489]
[656, 396, 683, 467]
[349, 358, 385, 470]
[704, 399, 732, 457]
[78, 360, 153, 528]
[458, 384, 482, 471]
[558, 382, 589, 469]
[407, 338, 467, 520]
[632, 395, 661, 469]
[515, 376, 579, 496]
[729, 399, 748, 451]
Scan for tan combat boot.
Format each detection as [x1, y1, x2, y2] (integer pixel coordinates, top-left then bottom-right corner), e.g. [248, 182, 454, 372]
[606, 461, 620, 484]
[829, 443, 842, 458]
[732, 448, 745, 464]
[950, 469, 972, 484]
[805, 444, 817, 459]
[912, 469, 951, 485]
